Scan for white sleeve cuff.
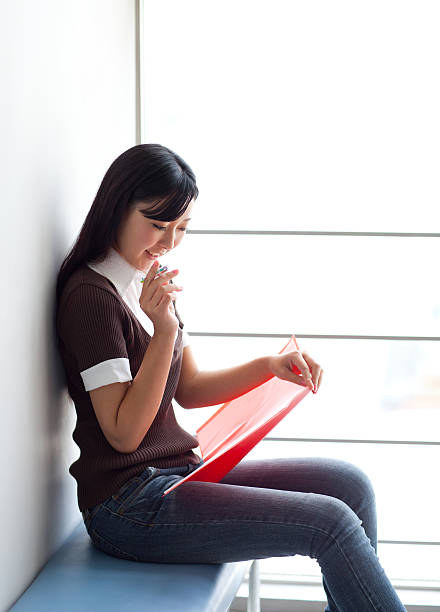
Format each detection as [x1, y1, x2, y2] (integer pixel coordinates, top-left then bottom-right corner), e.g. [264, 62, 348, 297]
[81, 357, 132, 392]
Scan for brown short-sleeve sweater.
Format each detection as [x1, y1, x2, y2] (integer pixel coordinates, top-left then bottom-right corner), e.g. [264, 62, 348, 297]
[56, 265, 200, 512]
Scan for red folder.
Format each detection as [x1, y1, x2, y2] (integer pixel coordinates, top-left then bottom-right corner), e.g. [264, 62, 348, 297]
[162, 334, 310, 496]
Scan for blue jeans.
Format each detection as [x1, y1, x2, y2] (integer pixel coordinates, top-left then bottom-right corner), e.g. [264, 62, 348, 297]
[81, 457, 407, 612]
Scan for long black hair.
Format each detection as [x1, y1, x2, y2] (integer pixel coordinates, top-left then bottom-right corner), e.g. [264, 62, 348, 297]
[55, 143, 199, 312]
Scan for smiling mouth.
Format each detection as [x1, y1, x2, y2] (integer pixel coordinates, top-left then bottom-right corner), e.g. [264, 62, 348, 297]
[145, 249, 165, 258]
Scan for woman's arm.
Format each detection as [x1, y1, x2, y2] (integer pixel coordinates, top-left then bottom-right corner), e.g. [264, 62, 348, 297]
[116, 329, 177, 451]
[175, 345, 274, 409]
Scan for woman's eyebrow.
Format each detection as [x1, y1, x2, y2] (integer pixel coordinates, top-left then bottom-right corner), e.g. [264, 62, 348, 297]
[139, 209, 191, 222]
[159, 217, 192, 223]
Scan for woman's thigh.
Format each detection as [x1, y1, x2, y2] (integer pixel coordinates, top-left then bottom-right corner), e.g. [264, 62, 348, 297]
[87, 457, 375, 564]
[220, 456, 377, 550]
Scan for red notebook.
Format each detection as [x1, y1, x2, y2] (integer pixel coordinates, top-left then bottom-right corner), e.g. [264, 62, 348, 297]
[162, 334, 310, 496]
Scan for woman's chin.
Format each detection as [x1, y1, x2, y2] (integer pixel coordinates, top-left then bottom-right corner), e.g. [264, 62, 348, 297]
[133, 256, 151, 273]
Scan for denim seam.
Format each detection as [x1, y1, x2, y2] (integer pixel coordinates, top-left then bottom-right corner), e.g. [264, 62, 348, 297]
[111, 478, 144, 502]
[312, 521, 384, 612]
[83, 504, 104, 530]
[132, 516, 383, 610]
[115, 480, 149, 512]
[90, 528, 139, 562]
[91, 511, 382, 610]
[100, 501, 160, 525]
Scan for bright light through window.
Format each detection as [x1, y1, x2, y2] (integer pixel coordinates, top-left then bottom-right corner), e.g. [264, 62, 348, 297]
[142, 0, 440, 591]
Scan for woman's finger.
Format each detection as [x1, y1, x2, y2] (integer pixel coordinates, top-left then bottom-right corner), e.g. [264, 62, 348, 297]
[274, 353, 313, 389]
[290, 351, 314, 389]
[315, 368, 323, 392]
[147, 260, 160, 282]
[302, 351, 322, 392]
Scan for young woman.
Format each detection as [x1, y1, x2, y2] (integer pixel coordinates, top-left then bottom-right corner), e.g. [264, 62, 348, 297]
[55, 143, 407, 612]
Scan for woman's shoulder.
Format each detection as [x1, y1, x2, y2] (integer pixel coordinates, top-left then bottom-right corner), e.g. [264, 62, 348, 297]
[62, 265, 116, 299]
[57, 265, 121, 325]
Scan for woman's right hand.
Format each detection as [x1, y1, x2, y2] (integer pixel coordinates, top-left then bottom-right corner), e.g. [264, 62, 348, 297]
[139, 260, 183, 335]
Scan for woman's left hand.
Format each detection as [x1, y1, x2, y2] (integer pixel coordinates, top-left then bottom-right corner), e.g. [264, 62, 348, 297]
[268, 350, 323, 393]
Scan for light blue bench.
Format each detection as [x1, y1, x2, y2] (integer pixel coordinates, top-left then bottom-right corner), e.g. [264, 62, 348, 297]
[10, 520, 261, 612]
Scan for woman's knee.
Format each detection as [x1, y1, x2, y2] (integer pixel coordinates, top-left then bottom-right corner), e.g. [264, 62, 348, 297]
[325, 458, 376, 507]
[343, 461, 376, 506]
[310, 495, 364, 560]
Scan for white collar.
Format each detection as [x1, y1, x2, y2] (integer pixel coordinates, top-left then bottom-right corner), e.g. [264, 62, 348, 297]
[86, 246, 146, 299]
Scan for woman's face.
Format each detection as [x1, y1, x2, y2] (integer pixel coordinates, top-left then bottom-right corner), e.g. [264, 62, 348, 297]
[112, 199, 194, 272]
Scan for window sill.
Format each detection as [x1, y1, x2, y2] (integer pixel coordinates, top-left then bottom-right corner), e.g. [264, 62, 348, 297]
[230, 575, 440, 611]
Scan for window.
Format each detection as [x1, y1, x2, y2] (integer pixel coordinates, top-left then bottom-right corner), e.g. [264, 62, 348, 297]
[141, 0, 440, 598]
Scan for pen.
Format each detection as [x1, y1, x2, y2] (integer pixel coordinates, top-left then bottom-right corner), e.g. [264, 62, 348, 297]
[140, 264, 168, 283]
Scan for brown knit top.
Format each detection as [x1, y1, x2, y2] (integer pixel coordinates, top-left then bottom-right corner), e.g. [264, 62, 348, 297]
[56, 265, 200, 512]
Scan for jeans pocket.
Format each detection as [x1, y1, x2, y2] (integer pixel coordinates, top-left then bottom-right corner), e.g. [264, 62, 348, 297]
[111, 477, 144, 504]
[110, 467, 157, 505]
[112, 467, 159, 516]
[116, 471, 181, 522]
[90, 527, 140, 562]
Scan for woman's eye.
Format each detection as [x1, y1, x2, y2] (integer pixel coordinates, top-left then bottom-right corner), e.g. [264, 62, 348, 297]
[153, 224, 187, 232]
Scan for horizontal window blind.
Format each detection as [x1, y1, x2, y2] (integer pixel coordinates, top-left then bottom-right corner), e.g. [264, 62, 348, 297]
[142, 0, 440, 589]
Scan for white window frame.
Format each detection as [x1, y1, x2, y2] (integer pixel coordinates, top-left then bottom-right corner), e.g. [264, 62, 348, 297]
[135, 2, 440, 607]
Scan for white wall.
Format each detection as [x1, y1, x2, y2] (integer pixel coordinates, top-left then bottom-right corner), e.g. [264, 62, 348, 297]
[0, 2, 137, 610]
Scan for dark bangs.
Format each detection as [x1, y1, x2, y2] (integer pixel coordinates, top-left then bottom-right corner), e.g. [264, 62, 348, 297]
[135, 182, 197, 223]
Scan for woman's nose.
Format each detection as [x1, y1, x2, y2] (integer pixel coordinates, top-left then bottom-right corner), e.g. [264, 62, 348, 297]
[159, 234, 175, 250]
